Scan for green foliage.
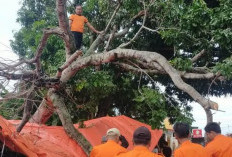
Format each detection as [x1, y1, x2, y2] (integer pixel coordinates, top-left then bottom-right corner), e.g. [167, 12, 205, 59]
[213, 58, 232, 79]
[7, 0, 232, 128]
[134, 87, 167, 129]
[10, 0, 64, 75]
[0, 99, 24, 119]
[170, 58, 193, 71]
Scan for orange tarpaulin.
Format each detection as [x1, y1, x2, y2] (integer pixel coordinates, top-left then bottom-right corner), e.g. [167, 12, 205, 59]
[0, 115, 163, 157]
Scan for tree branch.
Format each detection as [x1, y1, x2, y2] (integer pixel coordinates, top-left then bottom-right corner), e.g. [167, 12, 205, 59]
[56, 50, 82, 78]
[50, 90, 92, 155]
[86, 1, 122, 55]
[86, 9, 146, 55]
[104, 26, 117, 51]
[0, 71, 36, 80]
[191, 49, 206, 63]
[104, 1, 122, 33]
[56, 0, 76, 58]
[119, 5, 147, 48]
[29, 89, 55, 124]
[114, 62, 162, 74]
[0, 27, 67, 76]
[16, 86, 35, 132]
[115, 61, 220, 80]
[60, 49, 218, 111]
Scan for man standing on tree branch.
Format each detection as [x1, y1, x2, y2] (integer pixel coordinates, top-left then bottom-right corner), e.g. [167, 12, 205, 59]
[69, 5, 101, 49]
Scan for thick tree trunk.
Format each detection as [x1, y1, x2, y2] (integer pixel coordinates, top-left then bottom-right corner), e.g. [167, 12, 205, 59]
[29, 89, 55, 124]
[205, 109, 213, 123]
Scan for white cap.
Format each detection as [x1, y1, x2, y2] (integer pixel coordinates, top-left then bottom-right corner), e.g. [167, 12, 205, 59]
[106, 128, 120, 136]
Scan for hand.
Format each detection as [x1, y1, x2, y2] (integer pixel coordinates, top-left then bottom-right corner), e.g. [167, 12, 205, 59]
[97, 30, 104, 34]
[119, 135, 129, 148]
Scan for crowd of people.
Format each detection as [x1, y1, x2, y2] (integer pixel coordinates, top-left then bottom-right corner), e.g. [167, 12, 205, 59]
[89, 122, 232, 157]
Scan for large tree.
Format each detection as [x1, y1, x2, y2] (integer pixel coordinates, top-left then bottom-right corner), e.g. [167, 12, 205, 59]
[1, 0, 232, 155]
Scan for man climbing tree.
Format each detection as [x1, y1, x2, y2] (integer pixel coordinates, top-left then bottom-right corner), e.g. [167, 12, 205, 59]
[69, 5, 101, 49]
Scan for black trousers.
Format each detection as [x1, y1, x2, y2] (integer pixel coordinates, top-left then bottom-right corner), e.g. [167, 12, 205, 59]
[72, 31, 83, 49]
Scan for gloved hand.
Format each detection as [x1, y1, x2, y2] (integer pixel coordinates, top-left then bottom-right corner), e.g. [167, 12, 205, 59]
[119, 135, 129, 148]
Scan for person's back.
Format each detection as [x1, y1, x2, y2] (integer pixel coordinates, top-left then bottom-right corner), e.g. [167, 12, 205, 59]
[90, 140, 127, 157]
[90, 128, 127, 157]
[205, 134, 232, 157]
[173, 122, 206, 157]
[174, 141, 206, 157]
[116, 126, 162, 157]
[117, 145, 161, 157]
[204, 122, 232, 157]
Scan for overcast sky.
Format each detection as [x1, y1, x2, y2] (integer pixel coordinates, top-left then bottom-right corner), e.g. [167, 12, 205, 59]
[0, 0, 232, 134]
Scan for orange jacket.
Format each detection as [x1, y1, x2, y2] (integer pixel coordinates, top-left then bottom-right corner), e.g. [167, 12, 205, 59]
[174, 140, 206, 157]
[90, 140, 127, 157]
[205, 134, 232, 157]
[69, 14, 88, 33]
[116, 145, 162, 157]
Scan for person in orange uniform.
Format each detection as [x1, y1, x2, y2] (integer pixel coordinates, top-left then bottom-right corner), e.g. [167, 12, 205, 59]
[90, 128, 127, 157]
[69, 5, 101, 49]
[173, 122, 206, 157]
[204, 122, 232, 157]
[116, 126, 162, 157]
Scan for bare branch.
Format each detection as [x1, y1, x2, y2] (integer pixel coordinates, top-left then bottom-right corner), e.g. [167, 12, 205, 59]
[104, 1, 122, 33]
[86, 9, 146, 55]
[0, 71, 36, 80]
[0, 90, 28, 103]
[56, 0, 76, 57]
[180, 72, 216, 79]
[142, 26, 160, 33]
[119, 4, 147, 48]
[135, 60, 165, 72]
[16, 86, 36, 132]
[0, 27, 67, 75]
[56, 50, 82, 78]
[104, 26, 117, 51]
[115, 61, 220, 80]
[191, 67, 210, 73]
[191, 49, 206, 63]
[114, 62, 161, 74]
[86, 1, 122, 55]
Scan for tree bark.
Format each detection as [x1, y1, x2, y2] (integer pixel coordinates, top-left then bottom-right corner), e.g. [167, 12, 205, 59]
[56, 0, 76, 58]
[205, 109, 213, 123]
[50, 90, 92, 155]
[29, 89, 55, 124]
[16, 86, 35, 132]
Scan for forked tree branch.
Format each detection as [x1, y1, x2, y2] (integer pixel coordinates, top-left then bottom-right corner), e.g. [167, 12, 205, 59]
[119, 3, 147, 48]
[60, 49, 218, 111]
[86, 1, 122, 55]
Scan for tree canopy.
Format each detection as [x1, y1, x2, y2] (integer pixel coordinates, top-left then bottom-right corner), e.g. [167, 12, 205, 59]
[1, 0, 232, 154]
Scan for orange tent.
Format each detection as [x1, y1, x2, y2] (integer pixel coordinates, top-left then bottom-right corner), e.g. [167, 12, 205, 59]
[0, 115, 162, 157]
